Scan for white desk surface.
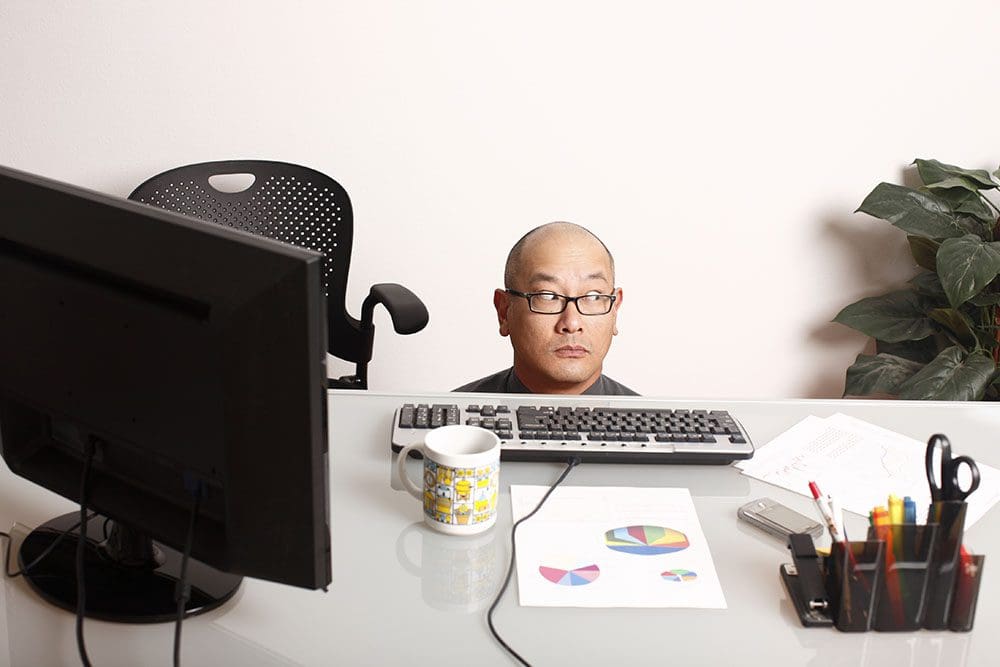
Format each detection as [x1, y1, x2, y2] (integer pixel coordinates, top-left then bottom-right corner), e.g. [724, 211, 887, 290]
[2, 391, 999, 666]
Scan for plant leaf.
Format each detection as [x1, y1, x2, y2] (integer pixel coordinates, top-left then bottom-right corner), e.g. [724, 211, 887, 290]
[956, 216, 991, 237]
[928, 187, 996, 225]
[844, 353, 924, 397]
[896, 346, 996, 400]
[907, 271, 947, 300]
[857, 183, 966, 239]
[908, 236, 940, 272]
[914, 158, 998, 191]
[928, 308, 978, 348]
[833, 290, 936, 342]
[935, 234, 1000, 307]
[970, 291, 1000, 306]
[924, 177, 984, 191]
[876, 337, 941, 363]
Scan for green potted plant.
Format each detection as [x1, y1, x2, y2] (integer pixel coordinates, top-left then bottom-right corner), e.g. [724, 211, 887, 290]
[834, 159, 1000, 400]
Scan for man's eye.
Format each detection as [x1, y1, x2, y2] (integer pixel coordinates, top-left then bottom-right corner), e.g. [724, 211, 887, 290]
[535, 293, 560, 301]
[581, 293, 602, 302]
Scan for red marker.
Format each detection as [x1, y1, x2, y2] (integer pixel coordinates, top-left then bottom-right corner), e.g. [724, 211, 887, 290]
[808, 481, 842, 542]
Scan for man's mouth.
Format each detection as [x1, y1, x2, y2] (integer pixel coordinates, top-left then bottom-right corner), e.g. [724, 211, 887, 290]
[554, 345, 588, 358]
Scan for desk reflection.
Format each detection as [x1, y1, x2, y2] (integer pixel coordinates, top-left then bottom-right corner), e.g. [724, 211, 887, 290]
[396, 522, 506, 613]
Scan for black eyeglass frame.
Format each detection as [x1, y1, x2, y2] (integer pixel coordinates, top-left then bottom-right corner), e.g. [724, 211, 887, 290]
[504, 288, 618, 315]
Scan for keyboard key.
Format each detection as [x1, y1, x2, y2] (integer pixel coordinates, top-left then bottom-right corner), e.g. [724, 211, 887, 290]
[398, 404, 415, 428]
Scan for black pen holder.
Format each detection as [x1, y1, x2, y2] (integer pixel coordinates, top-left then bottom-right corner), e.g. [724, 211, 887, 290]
[922, 501, 967, 629]
[868, 523, 937, 631]
[781, 517, 984, 633]
[825, 540, 884, 631]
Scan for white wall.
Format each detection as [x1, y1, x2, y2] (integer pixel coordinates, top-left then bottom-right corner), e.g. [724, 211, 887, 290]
[3, 1, 999, 398]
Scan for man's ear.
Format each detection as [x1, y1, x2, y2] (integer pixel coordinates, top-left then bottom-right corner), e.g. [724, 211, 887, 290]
[612, 287, 623, 336]
[494, 288, 511, 337]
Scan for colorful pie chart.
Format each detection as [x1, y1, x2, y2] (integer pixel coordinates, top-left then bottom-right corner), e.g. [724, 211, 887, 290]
[539, 564, 600, 586]
[605, 525, 689, 555]
[661, 569, 698, 582]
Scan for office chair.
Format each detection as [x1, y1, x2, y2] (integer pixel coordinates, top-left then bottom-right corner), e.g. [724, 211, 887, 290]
[129, 160, 429, 389]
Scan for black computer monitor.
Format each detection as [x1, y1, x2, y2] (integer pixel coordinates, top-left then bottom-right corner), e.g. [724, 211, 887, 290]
[0, 165, 331, 622]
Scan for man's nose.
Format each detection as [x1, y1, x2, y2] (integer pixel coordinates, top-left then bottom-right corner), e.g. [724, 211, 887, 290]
[557, 304, 583, 333]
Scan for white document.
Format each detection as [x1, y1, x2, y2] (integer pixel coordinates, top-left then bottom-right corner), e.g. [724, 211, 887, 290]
[735, 413, 1000, 528]
[510, 485, 726, 608]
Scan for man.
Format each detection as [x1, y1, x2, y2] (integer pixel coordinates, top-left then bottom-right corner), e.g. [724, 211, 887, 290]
[455, 222, 637, 395]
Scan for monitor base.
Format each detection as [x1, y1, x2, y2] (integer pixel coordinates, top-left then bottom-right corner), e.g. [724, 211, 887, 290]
[19, 512, 242, 623]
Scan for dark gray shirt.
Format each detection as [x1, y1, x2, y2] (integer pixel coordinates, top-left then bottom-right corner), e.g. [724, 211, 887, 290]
[454, 367, 638, 396]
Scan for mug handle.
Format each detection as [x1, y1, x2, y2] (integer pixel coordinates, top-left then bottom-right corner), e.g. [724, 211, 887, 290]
[396, 444, 425, 500]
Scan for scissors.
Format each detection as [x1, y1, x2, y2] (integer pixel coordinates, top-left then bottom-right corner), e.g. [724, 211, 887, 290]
[925, 433, 981, 502]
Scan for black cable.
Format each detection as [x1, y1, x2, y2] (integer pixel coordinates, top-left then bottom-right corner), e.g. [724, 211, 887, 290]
[1, 512, 98, 578]
[487, 457, 581, 666]
[76, 440, 97, 667]
[174, 483, 202, 667]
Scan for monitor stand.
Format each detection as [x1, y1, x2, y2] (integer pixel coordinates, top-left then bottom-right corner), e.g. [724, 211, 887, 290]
[18, 512, 242, 623]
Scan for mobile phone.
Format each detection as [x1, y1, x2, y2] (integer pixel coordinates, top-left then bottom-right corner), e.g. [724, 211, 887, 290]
[737, 497, 824, 540]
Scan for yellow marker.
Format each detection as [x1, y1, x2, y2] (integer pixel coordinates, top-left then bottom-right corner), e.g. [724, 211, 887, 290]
[888, 494, 903, 525]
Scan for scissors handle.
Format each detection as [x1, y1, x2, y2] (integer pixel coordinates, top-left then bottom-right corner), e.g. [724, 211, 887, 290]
[925, 434, 950, 502]
[946, 455, 981, 501]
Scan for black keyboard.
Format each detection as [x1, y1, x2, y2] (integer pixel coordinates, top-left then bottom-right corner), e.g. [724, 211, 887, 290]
[391, 401, 754, 464]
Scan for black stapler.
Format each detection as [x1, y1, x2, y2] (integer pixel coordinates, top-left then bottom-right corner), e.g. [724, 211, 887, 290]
[780, 533, 834, 627]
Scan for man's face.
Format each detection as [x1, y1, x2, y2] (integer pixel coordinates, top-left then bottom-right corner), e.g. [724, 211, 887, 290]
[494, 231, 622, 394]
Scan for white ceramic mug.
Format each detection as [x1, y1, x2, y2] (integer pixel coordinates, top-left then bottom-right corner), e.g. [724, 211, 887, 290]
[396, 425, 501, 535]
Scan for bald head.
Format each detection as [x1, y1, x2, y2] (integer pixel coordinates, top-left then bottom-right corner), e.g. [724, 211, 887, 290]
[503, 222, 615, 289]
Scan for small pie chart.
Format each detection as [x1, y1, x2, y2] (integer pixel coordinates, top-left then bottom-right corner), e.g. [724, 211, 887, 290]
[605, 525, 689, 555]
[539, 564, 600, 586]
[661, 569, 698, 582]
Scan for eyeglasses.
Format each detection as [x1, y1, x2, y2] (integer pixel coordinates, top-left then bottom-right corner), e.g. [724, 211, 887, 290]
[505, 289, 617, 315]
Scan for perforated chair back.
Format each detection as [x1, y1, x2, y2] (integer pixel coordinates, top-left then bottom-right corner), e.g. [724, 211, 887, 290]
[129, 160, 364, 368]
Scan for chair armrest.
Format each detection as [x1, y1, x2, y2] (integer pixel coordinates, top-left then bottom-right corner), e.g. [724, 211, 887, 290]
[359, 283, 429, 335]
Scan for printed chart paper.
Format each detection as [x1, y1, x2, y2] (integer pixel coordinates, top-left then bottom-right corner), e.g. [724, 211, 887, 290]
[510, 485, 726, 608]
[734, 413, 1000, 528]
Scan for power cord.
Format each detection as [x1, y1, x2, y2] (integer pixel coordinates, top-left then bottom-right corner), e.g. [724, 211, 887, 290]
[487, 457, 581, 666]
[76, 438, 97, 667]
[173, 482, 203, 667]
[1, 512, 98, 578]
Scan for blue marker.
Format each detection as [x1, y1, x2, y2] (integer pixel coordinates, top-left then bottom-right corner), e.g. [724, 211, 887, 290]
[903, 496, 917, 524]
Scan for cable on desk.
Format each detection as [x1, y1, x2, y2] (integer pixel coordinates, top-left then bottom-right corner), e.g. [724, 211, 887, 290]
[1, 512, 98, 578]
[76, 438, 97, 667]
[174, 480, 203, 667]
[487, 456, 581, 667]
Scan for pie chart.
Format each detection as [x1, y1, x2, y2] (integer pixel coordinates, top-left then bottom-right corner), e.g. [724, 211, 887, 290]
[539, 564, 600, 586]
[661, 569, 697, 582]
[605, 525, 689, 555]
